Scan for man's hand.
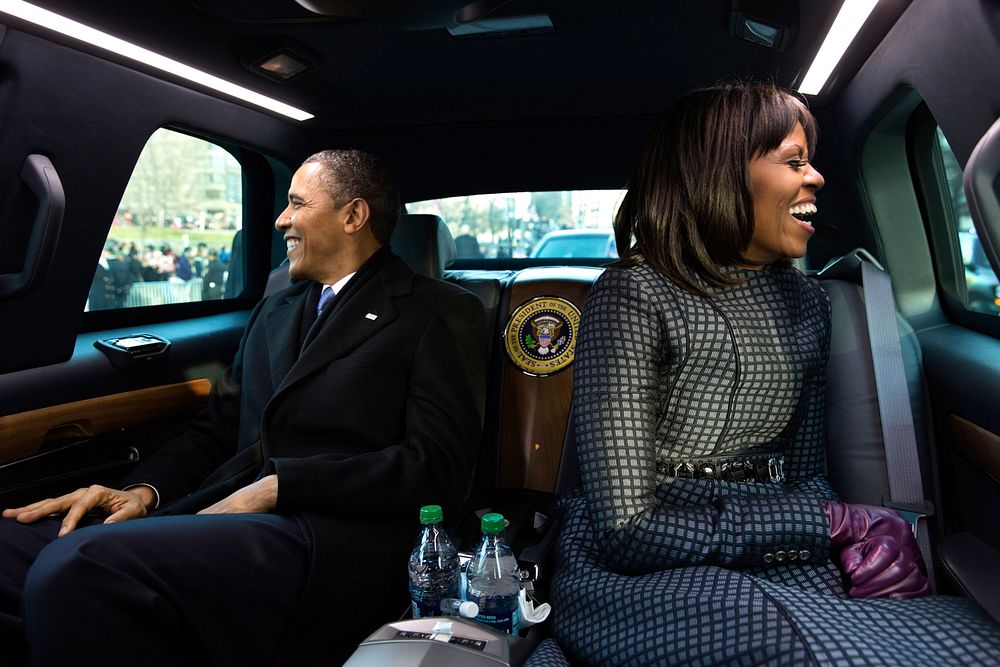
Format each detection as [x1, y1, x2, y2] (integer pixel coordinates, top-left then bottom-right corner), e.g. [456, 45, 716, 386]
[1, 485, 154, 536]
[197, 475, 278, 515]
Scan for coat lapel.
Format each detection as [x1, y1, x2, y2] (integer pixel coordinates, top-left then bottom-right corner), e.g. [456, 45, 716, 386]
[271, 258, 412, 399]
[264, 281, 311, 390]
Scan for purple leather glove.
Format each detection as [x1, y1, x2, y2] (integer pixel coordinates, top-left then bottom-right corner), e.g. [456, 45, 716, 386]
[825, 501, 914, 547]
[824, 501, 931, 599]
[840, 534, 931, 599]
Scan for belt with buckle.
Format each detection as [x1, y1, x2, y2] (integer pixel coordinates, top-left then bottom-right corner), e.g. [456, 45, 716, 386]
[656, 454, 786, 484]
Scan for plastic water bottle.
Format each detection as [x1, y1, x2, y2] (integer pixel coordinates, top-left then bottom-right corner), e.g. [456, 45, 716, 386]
[467, 512, 521, 634]
[408, 505, 460, 618]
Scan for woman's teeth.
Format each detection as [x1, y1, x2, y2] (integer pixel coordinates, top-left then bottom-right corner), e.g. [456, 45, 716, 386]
[789, 203, 817, 218]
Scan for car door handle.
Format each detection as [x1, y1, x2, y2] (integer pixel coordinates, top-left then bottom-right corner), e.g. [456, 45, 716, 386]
[0, 154, 66, 299]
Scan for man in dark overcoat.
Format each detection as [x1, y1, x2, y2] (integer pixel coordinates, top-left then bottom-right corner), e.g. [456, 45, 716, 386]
[0, 149, 488, 665]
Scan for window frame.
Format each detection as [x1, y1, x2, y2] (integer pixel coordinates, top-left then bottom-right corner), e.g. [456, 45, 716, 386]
[79, 126, 278, 333]
[908, 103, 1000, 337]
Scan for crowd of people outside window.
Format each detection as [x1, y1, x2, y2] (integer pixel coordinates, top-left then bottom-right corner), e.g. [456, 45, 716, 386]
[88, 238, 231, 310]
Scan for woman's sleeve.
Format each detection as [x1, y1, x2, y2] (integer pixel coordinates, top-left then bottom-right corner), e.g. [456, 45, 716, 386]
[783, 280, 839, 501]
[574, 269, 831, 575]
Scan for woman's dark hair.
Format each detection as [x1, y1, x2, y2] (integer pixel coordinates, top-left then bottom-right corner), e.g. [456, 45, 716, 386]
[612, 81, 818, 295]
[303, 149, 401, 245]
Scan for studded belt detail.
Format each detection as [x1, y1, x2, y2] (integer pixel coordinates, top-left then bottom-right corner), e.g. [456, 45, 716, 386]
[656, 454, 786, 484]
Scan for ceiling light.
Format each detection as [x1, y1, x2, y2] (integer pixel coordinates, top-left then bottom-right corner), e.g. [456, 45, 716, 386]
[253, 50, 313, 82]
[0, 0, 314, 121]
[729, 1, 798, 52]
[797, 0, 880, 96]
[447, 15, 553, 38]
[736, 17, 783, 49]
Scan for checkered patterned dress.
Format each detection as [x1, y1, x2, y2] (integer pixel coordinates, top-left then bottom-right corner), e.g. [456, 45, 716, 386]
[533, 263, 1000, 666]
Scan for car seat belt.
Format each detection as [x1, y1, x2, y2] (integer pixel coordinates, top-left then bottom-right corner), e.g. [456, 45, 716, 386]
[859, 257, 937, 589]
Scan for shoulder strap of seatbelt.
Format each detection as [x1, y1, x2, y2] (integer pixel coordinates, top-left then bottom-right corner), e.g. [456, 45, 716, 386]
[859, 258, 937, 589]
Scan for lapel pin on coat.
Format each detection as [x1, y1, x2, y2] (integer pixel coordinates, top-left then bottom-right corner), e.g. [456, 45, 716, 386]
[365, 312, 378, 320]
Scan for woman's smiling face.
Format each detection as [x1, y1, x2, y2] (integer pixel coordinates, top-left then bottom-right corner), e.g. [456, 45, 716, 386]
[744, 122, 825, 265]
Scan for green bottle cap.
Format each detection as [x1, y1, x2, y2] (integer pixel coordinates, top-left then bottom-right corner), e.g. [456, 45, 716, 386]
[419, 505, 443, 524]
[481, 512, 506, 533]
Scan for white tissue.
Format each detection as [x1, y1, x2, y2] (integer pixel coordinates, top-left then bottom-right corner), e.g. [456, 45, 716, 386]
[430, 620, 454, 642]
[518, 588, 551, 628]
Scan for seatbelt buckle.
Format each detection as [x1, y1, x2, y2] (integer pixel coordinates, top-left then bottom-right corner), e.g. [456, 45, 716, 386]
[882, 495, 935, 536]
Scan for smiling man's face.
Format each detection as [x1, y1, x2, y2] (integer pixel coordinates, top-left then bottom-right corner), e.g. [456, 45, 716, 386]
[274, 161, 355, 284]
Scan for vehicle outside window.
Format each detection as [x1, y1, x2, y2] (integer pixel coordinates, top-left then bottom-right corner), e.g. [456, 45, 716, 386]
[86, 128, 243, 311]
[936, 127, 1000, 315]
[530, 229, 617, 258]
[406, 190, 623, 260]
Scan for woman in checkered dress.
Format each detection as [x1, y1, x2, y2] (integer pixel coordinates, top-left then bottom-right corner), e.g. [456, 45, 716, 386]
[525, 83, 1000, 667]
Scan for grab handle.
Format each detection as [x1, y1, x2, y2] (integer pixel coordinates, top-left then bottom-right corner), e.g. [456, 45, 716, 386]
[0, 154, 65, 298]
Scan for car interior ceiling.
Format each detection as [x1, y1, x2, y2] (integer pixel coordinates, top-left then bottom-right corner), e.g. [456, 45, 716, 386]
[2, 0, 1000, 653]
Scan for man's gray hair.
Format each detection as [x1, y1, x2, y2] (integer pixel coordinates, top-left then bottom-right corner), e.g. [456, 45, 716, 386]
[303, 149, 400, 245]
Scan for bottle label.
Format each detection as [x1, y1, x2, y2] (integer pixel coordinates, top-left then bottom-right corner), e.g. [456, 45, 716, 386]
[471, 597, 521, 634]
[409, 577, 458, 618]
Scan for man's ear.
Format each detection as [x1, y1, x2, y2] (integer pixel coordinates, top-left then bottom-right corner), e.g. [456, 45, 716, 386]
[342, 198, 371, 235]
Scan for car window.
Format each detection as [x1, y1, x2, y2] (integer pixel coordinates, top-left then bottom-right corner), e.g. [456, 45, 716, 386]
[936, 127, 1000, 316]
[405, 190, 623, 260]
[85, 128, 244, 311]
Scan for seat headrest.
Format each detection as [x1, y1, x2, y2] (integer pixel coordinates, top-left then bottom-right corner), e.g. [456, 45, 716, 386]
[389, 213, 456, 280]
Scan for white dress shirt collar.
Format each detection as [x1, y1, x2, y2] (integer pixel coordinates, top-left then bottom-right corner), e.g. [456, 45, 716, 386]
[324, 272, 356, 296]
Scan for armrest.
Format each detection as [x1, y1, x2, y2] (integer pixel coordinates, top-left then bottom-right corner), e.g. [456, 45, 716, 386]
[939, 532, 1000, 624]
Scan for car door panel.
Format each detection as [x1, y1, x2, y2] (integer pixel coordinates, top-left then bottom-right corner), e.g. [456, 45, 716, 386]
[0, 311, 250, 502]
[0, 18, 311, 505]
[918, 326, 1000, 552]
[0, 379, 210, 465]
[947, 416, 1000, 484]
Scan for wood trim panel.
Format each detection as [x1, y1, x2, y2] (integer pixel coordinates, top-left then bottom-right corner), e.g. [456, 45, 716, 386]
[499, 267, 601, 492]
[949, 414, 1000, 483]
[0, 380, 211, 465]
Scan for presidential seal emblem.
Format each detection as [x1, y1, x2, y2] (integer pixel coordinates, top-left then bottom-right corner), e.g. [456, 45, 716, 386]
[503, 296, 581, 377]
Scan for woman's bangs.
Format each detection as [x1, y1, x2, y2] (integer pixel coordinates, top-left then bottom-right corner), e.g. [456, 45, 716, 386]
[749, 91, 815, 158]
